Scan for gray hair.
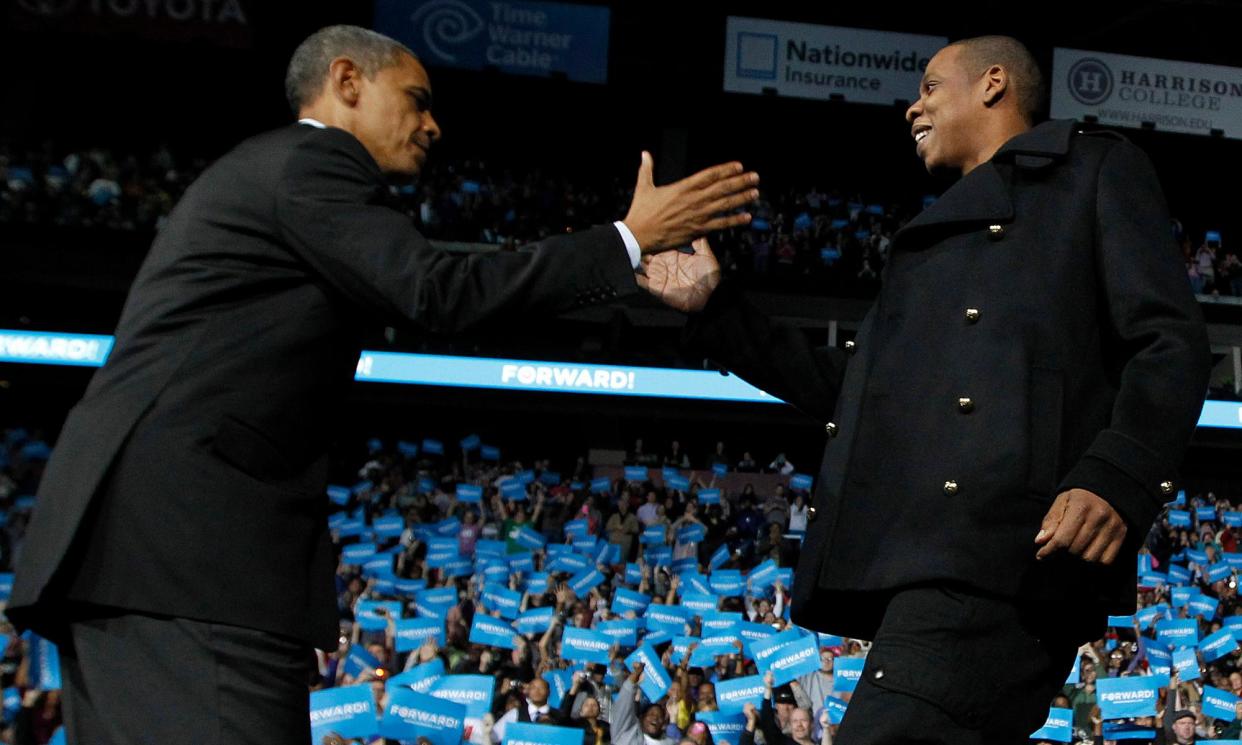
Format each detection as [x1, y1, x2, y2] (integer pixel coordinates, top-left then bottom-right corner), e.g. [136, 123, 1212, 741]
[949, 35, 1046, 123]
[285, 25, 417, 115]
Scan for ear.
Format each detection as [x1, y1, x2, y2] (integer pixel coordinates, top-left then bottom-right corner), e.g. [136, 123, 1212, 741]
[326, 56, 365, 107]
[981, 63, 1008, 108]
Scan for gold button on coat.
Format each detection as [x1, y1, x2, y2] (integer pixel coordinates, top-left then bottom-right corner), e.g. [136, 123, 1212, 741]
[844, 340, 856, 354]
[965, 308, 981, 323]
[807, 507, 818, 522]
[825, 422, 838, 437]
[943, 480, 959, 496]
[1160, 480, 1175, 495]
[987, 224, 1005, 240]
[958, 397, 974, 413]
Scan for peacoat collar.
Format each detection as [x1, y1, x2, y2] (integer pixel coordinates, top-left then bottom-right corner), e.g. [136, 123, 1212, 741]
[893, 119, 1078, 248]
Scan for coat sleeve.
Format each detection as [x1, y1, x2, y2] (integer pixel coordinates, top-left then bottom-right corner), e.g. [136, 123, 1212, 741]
[274, 127, 639, 333]
[610, 679, 642, 745]
[1056, 139, 1211, 536]
[681, 279, 849, 423]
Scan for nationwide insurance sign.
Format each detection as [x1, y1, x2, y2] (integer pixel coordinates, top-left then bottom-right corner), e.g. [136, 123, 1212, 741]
[1052, 48, 1242, 139]
[723, 17, 946, 106]
[374, 0, 610, 83]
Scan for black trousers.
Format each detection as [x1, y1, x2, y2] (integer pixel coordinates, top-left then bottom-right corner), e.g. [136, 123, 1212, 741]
[57, 606, 314, 745]
[834, 584, 1082, 745]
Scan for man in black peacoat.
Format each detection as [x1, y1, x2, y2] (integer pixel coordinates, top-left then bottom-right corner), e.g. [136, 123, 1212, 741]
[640, 36, 1210, 742]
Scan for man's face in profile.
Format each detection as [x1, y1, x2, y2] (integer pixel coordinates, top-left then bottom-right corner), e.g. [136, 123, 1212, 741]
[354, 52, 440, 176]
[905, 45, 981, 174]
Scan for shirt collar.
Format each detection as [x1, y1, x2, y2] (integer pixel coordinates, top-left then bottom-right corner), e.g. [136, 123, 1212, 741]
[298, 117, 327, 129]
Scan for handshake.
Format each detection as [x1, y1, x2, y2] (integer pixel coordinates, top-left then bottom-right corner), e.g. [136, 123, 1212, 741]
[620, 151, 760, 313]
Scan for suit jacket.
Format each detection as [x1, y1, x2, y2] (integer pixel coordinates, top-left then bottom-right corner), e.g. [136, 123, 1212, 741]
[685, 120, 1210, 642]
[8, 123, 638, 649]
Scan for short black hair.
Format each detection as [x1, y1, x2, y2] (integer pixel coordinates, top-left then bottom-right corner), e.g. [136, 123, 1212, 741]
[285, 25, 418, 116]
[949, 35, 1046, 123]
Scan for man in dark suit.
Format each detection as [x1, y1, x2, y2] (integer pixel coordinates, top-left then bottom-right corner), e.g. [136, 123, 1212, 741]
[6, 25, 759, 744]
[640, 36, 1210, 743]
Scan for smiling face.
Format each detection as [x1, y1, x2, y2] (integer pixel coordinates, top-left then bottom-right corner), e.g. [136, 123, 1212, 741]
[642, 703, 669, 735]
[905, 45, 982, 174]
[789, 708, 812, 741]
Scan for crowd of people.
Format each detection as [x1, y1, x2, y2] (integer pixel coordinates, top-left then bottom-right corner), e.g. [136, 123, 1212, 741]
[4, 140, 1237, 302]
[0, 422, 1240, 744]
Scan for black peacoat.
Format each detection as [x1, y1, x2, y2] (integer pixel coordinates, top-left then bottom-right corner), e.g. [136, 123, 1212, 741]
[685, 119, 1211, 643]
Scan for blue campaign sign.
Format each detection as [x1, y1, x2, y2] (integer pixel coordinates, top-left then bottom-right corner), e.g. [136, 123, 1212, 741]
[1171, 586, 1200, 607]
[681, 592, 719, 615]
[670, 636, 699, 665]
[543, 668, 574, 709]
[396, 440, 419, 458]
[683, 573, 713, 596]
[710, 544, 731, 570]
[27, 635, 60, 690]
[696, 710, 747, 743]
[624, 563, 643, 586]
[701, 612, 743, 637]
[2, 688, 19, 723]
[1138, 572, 1167, 588]
[343, 645, 382, 678]
[540, 471, 562, 486]
[1209, 562, 1235, 583]
[481, 445, 501, 461]
[500, 480, 527, 500]
[460, 434, 481, 451]
[394, 615, 444, 650]
[739, 621, 778, 647]
[560, 627, 613, 664]
[1156, 618, 1199, 648]
[715, 674, 767, 714]
[379, 687, 465, 745]
[483, 584, 523, 619]
[310, 685, 376, 741]
[1227, 512, 1242, 528]
[422, 438, 445, 455]
[1226, 552, 1242, 568]
[356, 600, 402, 631]
[697, 489, 722, 505]
[1198, 506, 1219, 521]
[373, 514, 405, 539]
[564, 519, 590, 539]
[0, 574, 13, 601]
[612, 587, 651, 615]
[824, 695, 849, 725]
[690, 636, 743, 667]
[469, 614, 518, 650]
[710, 570, 745, 597]
[1201, 628, 1239, 662]
[418, 476, 438, 493]
[765, 634, 821, 686]
[834, 657, 866, 693]
[750, 628, 802, 671]
[429, 674, 494, 719]
[1146, 645, 1172, 675]
[515, 525, 546, 550]
[1168, 510, 1191, 527]
[375, 0, 611, 84]
[597, 619, 640, 648]
[1107, 615, 1134, 627]
[676, 523, 707, 544]
[644, 545, 672, 567]
[590, 477, 612, 494]
[790, 473, 814, 491]
[515, 607, 556, 635]
[1097, 675, 1166, 719]
[509, 551, 536, 575]
[1173, 647, 1200, 681]
[1138, 553, 1153, 575]
[645, 604, 692, 635]
[1189, 594, 1220, 619]
[641, 525, 667, 545]
[1029, 707, 1073, 742]
[626, 642, 672, 702]
[440, 555, 474, 578]
[327, 485, 351, 505]
[748, 559, 779, 589]
[1187, 548, 1210, 565]
[504, 722, 585, 745]
[548, 552, 590, 573]
[624, 466, 648, 482]
[1102, 722, 1158, 740]
[341, 542, 379, 565]
[713, 463, 728, 476]
[456, 483, 483, 502]
[666, 474, 691, 491]
[1168, 564, 1192, 584]
[569, 568, 605, 597]
[1203, 684, 1240, 720]
[388, 659, 445, 695]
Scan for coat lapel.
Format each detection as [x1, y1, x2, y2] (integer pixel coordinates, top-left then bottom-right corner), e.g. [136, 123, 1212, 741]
[892, 119, 1078, 251]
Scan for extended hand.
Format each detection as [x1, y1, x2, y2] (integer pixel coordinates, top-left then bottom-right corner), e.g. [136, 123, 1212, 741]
[1034, 488, 1127, 564]
[637, 238, 721, 312]
[623, 151, 758, 253]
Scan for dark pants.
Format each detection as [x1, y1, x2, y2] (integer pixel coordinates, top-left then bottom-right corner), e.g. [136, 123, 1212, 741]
[834, 584, 1081, 745]
[57, 606, 313, 745]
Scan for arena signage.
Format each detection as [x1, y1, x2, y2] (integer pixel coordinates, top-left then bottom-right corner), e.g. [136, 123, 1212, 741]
[9, 0, 252, 47]
[1052, 48, 1242, 139]
[373, 0, 610, 83]
[723, 17, 945, 105]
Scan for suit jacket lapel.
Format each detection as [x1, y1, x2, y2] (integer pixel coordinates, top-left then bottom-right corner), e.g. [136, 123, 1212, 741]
[893, 161, 1013, 250]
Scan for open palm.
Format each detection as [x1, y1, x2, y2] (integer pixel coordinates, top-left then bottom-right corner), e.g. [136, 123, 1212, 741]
[637, 238, 722, 313]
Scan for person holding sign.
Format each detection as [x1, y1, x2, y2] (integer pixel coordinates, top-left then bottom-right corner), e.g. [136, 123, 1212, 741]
[7, 23, 762, 745]
[640, 34, 1210, 743]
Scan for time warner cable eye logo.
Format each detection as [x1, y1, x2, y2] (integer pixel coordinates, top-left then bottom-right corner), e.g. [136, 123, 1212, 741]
[409, 0, 485, 63]
[1068, 57, 1114, 105]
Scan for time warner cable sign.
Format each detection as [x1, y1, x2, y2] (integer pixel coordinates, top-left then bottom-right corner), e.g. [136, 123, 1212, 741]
[1053, 48, 1242, 139]
[723, 17, 945, 105]
[373, 0, 610, 83]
